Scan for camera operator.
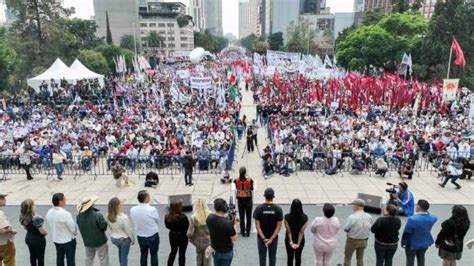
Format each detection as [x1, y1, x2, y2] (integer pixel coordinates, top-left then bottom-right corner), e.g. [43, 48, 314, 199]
[387, 182, 414, 216]
[438, 160, 462, 190]
[206, 198, 237, 265]
[232, 167, 254, 237]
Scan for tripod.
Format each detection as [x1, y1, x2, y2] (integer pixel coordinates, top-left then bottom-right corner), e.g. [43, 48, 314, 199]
[241, 136, 262, 159]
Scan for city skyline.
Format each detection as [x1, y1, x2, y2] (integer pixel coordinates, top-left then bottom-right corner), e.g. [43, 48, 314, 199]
[64, 0, 353, 36]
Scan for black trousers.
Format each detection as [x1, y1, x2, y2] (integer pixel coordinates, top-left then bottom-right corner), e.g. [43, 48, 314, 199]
[247, 138, 254, 152]
[168, 233, 188, 266]
[237, 198, 253, 235]
[184, 170, 192, 184]
[54, 239, 76, 266]
[285, 238, 304, 266]
[22, 164, 33, 179]
[26, 236, 46, 266]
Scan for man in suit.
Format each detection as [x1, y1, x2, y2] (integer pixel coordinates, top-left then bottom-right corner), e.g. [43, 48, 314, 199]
[401, 199, 437, 266]
[182, 150, 195, 186]
[422, 139, 437, 162]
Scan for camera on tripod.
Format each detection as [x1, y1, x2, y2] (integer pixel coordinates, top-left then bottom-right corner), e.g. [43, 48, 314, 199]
[226, 196, 238, 222]
[385, 183, 398, 194]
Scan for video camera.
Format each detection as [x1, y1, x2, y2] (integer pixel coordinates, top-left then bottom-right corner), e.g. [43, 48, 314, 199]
[385, 182, 398, 194]
[226, 196, 238, 222]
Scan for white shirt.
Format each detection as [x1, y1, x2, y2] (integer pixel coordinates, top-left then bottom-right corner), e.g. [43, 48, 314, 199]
[106, 213, 135, 244]
[0, 210, 15, 245]
[130, 203, 160, 237]
[46, 207, 77, 244]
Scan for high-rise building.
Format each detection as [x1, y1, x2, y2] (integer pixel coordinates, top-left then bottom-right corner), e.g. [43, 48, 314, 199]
[203, 0, 223, 36]
[189, 0, 205, 31]
[93, 0, 139, 45]
[302, 0, 326, 14]
[259, 0, 272, 36]
[420, 0, 438, 18]
[271, 0, 302, 41]
[363, 0, 392, 12]
[354, 0, 364, 12]
[238, 0, 260, 39]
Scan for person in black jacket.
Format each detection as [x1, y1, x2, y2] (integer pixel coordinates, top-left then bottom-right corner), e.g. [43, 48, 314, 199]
[435, 205, 470, 265]
[165, 201, 189, 266]
[371, 204, 401, 266]
[182, 151, 195, 186]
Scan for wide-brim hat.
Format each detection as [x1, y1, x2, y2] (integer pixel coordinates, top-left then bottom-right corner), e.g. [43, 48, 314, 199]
[77, 196, 99, 213]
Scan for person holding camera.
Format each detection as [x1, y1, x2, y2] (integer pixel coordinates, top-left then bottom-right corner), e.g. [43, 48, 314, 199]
[388, 182, 414, 217]
[232, 167, 254, 237]
[438, 160, 462, 190]
[206, 198, 237, 266]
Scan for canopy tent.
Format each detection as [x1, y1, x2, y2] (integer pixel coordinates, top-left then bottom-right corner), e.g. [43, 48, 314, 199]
[69, 59, 105, 87]
[27, 58, 77, 92]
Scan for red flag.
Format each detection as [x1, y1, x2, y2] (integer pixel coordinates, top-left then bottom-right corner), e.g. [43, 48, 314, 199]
[451, 37, 466, 68]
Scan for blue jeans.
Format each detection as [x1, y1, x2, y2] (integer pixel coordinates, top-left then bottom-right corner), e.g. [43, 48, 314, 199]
[257, 237, 278, 266]
[54, 163, 64, 178]
[213, 250, 233, 266]
[137, 233, 159, 266]
[374, 242, 397, 266]
[111, 237, 131, 266]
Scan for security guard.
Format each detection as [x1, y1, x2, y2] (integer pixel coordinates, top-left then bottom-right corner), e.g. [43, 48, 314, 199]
[232, 167, 254, 237]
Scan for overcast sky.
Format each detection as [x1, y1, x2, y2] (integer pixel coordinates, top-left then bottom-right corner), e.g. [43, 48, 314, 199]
[64, 0, 354, 36]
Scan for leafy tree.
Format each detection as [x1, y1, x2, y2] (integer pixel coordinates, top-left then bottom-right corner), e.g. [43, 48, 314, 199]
[0, 30, 17, 92]
[240, 34, 257, 53]
[215, 36, 229, 52]
[418, 0, 473, 84]
[64, 18, 104, 49]
[253, 41, 269, 54]
[391, 0, 410, 13]
[78, 50, 109, 74]
[411, 0, 423, 11]
[361, 9, 385, 26]
[120, 34, 136, 51]
[95, 45, 134, 72]
[286, 18, 320, 54]
[268, 32, 284, 50]
[106, 11, 113, 45]
[147, 31, 164, 48]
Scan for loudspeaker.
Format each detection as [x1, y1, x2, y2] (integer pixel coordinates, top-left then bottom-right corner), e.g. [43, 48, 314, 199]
[168, 194, 193, 212]
[357, 193, 382, 214]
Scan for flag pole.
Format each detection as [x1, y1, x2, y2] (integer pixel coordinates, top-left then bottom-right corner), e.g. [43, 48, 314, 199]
[447, 42, 453, 79]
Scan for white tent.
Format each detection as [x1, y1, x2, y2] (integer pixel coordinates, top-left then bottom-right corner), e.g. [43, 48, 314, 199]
[69, 59, 105, 87]
[27, 58, 77, 92]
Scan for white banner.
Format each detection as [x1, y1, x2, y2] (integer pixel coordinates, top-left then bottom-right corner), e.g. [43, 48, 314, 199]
[442, 79, 459, 102]
[266, 50, 301, 66]
[190, 77, 213, 90]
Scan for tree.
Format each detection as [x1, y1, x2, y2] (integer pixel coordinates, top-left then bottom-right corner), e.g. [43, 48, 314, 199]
[361, 9, 385, 26]
[391, 0, 410, 13]
[411, 0, 423, 11]
[240, 34, 257, 53]
[106, 11, 113, 45]
[268, 32, 284, 50]
[0, 31, 17, 92]
[418, 0, 473, 84]
[147, 31, 164, 49]
[95, 45, 134, 72]
[64, 18, 104, 49]
[194, 31, 216, 51]
[120, 34, 136, 51]
[78, 49, 109, 74]
[286, 18, 320, 54]
[253, 41, 269, 54]
[215, 36, 229, 52]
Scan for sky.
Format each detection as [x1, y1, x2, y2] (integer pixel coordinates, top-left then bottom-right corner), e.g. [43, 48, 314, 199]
[63, 0, 354, 36]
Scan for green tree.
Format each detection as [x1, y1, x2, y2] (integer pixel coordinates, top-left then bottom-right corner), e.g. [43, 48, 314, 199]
[0, 30, 17, 92]
[215, 36, 229, 52]
[78, 49, 109, 74]
[411, 0, 423, 11]
[253, 41, 269, 54]
[361, 9, 385, 26]
[64, 18, 103, 49]
[286, 18, 319, 54]
[147, 31, 164, 48]
[268, 32, 284, 50]
[120, 34, 136, 51]
[240, 34, 257, 53]
[106, 11, 113, 45]
[419, 0, 473, 85]
[391, 0, 410, 13]
[95, 45, 134, 72]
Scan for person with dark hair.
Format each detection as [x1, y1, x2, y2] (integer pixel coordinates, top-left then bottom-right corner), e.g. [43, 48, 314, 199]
[145, 171, 159, 188]
[343, 198, 373, 266]
[206, 198, 237, 266]
[438, 161, 462, 189]
[182, 150, 195, 186]
[310, 203, 340, 266]
[435, 205, 470, 265]
[130, 190, 160, 266]
[232, 167, 254, 237]
[402, 199, 437, 266]
[112, 160, 128, 187]
[284, 199, 308, 266]
[253, 188, 283, 266]
[46, 193, 78, 266]
[391, 182, 415, 216]
[165, 201, 189, 266]
[370, 204, 401, 266]
[246, 126, 255, 152]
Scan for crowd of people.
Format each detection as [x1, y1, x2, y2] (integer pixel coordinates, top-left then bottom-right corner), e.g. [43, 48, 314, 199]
[0, 186, 472, 266]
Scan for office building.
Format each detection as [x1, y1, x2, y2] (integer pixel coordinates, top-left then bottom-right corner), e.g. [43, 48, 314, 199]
[138, 1, 194, 54]
[203, 0, 223, 36]
[93, 0, 139, 45]
[259, 0, 272, 36]
[302, 0, 327, 14]
[271, 0, 302, 41]
[354, 0, 364, 12]
[238, 0, 260, 38]
[189, 0, 205, 31]
[421, 0, 438, 18]
[363, 0, 392, 12]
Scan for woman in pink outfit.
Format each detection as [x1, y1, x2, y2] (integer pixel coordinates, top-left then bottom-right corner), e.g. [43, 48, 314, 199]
[310, 203, 341, 266]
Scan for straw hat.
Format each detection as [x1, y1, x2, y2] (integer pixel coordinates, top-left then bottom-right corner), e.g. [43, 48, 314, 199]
[76, 196, 99, 213]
